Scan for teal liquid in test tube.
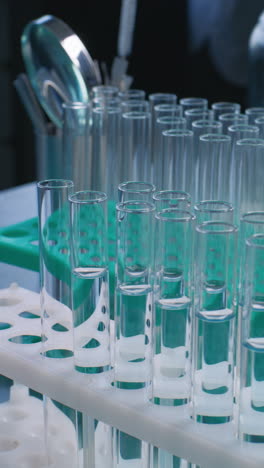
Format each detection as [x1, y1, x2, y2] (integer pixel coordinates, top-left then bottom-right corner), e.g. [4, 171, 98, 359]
[192, 221, 238, 424]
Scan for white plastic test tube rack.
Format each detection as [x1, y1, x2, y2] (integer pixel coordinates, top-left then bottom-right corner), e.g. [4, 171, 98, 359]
[0, 283, 263, 467]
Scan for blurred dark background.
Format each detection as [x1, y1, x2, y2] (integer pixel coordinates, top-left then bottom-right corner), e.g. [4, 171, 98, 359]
[1, 0, 262, 190]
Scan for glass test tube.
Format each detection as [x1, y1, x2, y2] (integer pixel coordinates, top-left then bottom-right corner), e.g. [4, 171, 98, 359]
[154, 103, 183, 120]
[153, 189, 191, 211]
[93, 97, 121, 109]
[179, 97, 208, 113]
[191, 119, 223, 143]
[118, 89, 146, 100]
[69, 190, 110, 374]
[161, 129, 194, 197]
[194, 201, 234, 223]
[219, 112, 248, 134]
[195, 133, 231, 204]
[234, 138, 264, 222]
[153, 208, 195, 405]
[238, 234, 264, 442]
[153, 115, 187, 189]
[227, 124, 260, 206]
[62, 102, 91, 191]
[151, 209, 194, 468]
[113, 201, 155, 468]
[118, 181, 156, 203]
[192, 120, 223, 199]
[91, 105, 121, 199]
[148, 92, 178, 113]
[254, 115, 264, 137]
[238, 212, 264, 311]
[91, 85, 119, 100]
[121, 100, 150, 113]
[192, 221, 238, 424]
[69, 190, 111, 468]
[37, 179, 79, 467]
[121, 111, 151, 182]
[245, 106, 264, 124]
[185, 108, 213, 129]
[211, 101, 241, 121]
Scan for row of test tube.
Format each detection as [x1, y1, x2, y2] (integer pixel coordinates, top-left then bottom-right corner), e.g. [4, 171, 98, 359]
[61, 87, 264, 219]
[37, 179, 264, 468]
[36, 86, 264, 467]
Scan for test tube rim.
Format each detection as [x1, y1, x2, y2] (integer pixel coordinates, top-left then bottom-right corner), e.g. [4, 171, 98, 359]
[37, 179, 74, 190]
[118, 180, 156, 194]
[162, 128, 193, 138]
[179, 97, 208, 106]
[69, 190, 107, 204]
[241, 211, 264, 225]
[194, 200, 234, 214]
[155, 208, 195, 222]
[199, 133, 231, 143]
[227, 123, 259, 133]
[153, 189, 191, 202]
[116, 200, 156, 213]
[196, 220, 238, 235]
[246, 232, 264, 249]
[236, 137, 264, 147]
[192, 119, 222, 129]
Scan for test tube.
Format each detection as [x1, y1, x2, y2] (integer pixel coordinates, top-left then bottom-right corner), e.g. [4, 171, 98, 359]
[195, 133, 231, 204]
[153, 116, 187, 189]
[234, 138, 264, 222]
[219, 112, 248, 134]
[179, 97, 208, 114]
[191, 119, 223, 143]
[192, 221, 238, 423]
[185, 108, 213, 129]
[153, 208, 194, 405]
[153, 103, 183, 120]
[121, 100, 150, 113]
[69, 190, 111, 468]
[149, 93, 178, 160]
[237, 212, 264, 402]
[238, 234, 264, 442]
[91, 104, 122, 297]
[161, 129, 194, 197]
[194, 201, 234, 223]
[148, 92, 177, 113]
[153, 190, 191, 211]
[151, 209, 195, 467]
[211, 101, 241, 120]
[93, 96, 122, 109]
[69, 190, 110, 374]
[254, 115, 264, 137]
[238, 212, 264, 307]
[37, 179, 79, 466]
[62, 102, 91, 191]
[91, 85, 119, 100]
[118, 89, 146, 100]
[118, 181, 156, 203]
[192, 120, 223, 194]
[113, 201, 155, 467]
[91, 104, 121, 199]
[121, 111, 151, 182]
[245, 106, 264, 124]
[227, 125, 260, 205]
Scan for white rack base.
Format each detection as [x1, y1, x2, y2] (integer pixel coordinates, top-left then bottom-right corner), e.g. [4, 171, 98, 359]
[0, 283, 263, 468]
